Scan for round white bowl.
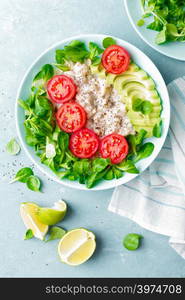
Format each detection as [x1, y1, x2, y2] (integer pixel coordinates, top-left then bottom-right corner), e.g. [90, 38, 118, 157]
[16, 34, 170, 190]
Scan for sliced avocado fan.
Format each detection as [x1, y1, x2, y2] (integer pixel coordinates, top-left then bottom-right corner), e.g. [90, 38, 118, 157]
[90, 62, 162, 138]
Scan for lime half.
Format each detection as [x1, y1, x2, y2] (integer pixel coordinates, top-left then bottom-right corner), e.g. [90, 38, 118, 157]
[58, 228, 96, 266]
[37, 200, 67, 225]
[20, 202, 48, 240]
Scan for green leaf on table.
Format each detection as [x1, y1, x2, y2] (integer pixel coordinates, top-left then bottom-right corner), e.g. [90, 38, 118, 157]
[26, 175, 41, 192]
[137, 19, 145, 27]
[24, 229, 34, 240]
[10, 167, 34, 184]
[102, 37, 116, 48]
[6, 138, 21, 155]
[123, 233, 143, 250]
[45, 226, 66, 242]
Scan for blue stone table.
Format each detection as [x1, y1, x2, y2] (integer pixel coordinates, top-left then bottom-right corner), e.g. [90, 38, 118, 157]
[0, 0, 184, 278]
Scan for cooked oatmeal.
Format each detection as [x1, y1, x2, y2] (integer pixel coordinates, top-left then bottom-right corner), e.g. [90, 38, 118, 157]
[56, 60, 135, 137]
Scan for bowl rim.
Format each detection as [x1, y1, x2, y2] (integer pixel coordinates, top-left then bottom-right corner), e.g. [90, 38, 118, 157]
[15, 33, 170, 191]
[124, 0, 185, 61]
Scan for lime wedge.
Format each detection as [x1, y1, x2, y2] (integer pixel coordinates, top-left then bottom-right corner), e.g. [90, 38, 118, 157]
[58, 228, 96, 266]
[20, 202, 48, 240]
[36, 200, 67, 225]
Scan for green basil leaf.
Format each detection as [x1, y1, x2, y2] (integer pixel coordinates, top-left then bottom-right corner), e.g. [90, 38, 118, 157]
[58, 131, 69, 152]
[134, 142, 154, 163]
[33, 64, 54, 83]
[89, 42, 103, 60]
[91, 56, 101, 66]
[153, 120, 162, 138]
[102, 37, 116, 48]
[34, 96, 52, 117]
[123, 233, 143, 250]
[6, 138, 21, 155]
[155, 26, 167, 44]
[86, 167, 109, 189]
[55, 49, 66, 64]
[113, 167, 123, 179]
[132, 98, 143, 112]
[116, 160, 139, 174]
[26, 175, 41, 192]
[73, 159, 91, 176]
[10, 167, 34, 184]
[24, 229, 34, 240]
[104, 167, 115, 180]
[45, 226, 66, 242]
[92, 158, 110, 173]
[141, 100, 153, 115]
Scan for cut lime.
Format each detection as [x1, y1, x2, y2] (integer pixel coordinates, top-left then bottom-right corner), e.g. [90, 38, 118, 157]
[37, 200, 67, 225]
[20, 202, 48, 240]
[58, 228, 96, 266]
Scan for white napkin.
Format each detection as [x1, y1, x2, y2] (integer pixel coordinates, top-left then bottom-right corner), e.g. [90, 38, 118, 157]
[108, 77, 185, 259]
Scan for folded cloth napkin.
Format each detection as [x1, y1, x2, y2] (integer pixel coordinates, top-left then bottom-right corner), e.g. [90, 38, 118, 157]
[108, 77, 185, 259]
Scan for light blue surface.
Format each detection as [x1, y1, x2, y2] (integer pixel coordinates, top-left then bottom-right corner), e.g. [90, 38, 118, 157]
[124, 0, 185, 61]
[0, 0, 185, 278]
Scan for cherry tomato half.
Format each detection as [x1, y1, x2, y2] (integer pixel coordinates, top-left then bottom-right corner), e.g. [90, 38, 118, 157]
[102, 45, 130, 74]
[56, 102, 87, 133]
[100, 133, 129, 164]
[69, 128, 99, 158]
[47, 75, 76, 103]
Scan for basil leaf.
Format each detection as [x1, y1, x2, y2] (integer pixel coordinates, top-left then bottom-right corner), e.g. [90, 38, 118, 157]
[141, 100, 153, 115]
[104, 167, 115, 180]
[86, 167, 109, 189]
[92, 158, 110, 173]
[134, 142, 154, 163]
[26, 175, 41, 192]
[73, 159, 91, 176]
[34, 96, 52, 117]
[58, 131, 69, 152]
[116, 160, 139, 174]
[153, 120, 162, 138]
[103, 37, 116, 48]
[135, 129, 147, 145]
[155, 26, 167, 44]
[123, 233, 143, 250]
[64, 41, 89, 63]
[24, 229, 34, 240]
[137, 19, 145, 27]
[33, 64, 54, 83]
[45, 226, 66, 242]
[6, 138, 21, 155]
[55, 49, 66, 64]
[89, 42, 103, 60]
[113, 167, 123, 179]
[91, 56, 101, 66]
[132, 98, 143, 112]
[54, 63, 70, 71]
[10, 167, 34, 184]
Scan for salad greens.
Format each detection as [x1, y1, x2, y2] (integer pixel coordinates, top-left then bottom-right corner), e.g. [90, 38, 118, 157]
[18, 37, 156, 188]
[132, 98, 153, 115]
[6, 138, 21, 155]
[10, 167, 42, 192]
[139, 0, 185, 44]
[153, 120, 163, 138]
[102, 37, 117, 48]
[26, 175, 41, 192]
[24, 229, 34, 240]
[123, 233, 143, 250]
[10, 167, 34, 183]
[45, 226, 66, 242]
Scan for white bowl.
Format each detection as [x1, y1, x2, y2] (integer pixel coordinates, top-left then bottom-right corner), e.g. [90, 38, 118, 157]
[16, 34, 170, 190]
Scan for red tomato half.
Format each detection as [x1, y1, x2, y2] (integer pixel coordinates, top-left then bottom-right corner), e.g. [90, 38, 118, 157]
[56, 102, 86, 133]
[102, 45, 130, 74]
[100, 133, 129, 164]
[69, 128, 99, 158]
[47, 75, 76, 103]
